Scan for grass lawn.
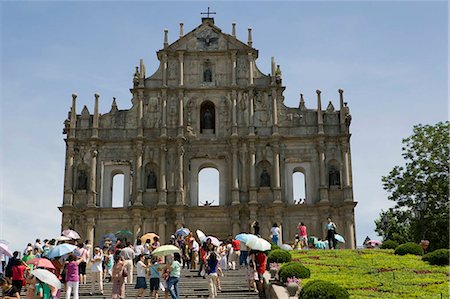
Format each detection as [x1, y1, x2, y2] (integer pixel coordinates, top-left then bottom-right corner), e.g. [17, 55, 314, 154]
[289, 249, 449, 298]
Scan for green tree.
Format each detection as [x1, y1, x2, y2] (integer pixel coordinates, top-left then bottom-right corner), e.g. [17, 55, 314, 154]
[375, 122, 449, 250]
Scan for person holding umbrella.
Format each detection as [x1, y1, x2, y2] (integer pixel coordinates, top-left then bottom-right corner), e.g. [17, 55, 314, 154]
[326, 217, 337, 249]
[35, 277, 52, 299]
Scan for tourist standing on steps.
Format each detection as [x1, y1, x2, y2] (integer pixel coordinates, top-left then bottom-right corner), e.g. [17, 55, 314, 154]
[76, 243, 89, 285]
[230, 237, 241, 270]
[251, 221, 260, 237]
[65, 254, 82, 299]
[149, 257, 163, 299]
[206, 249, 219, 299]
[134, 255, 148, 299]
[166, 252, 182, 299]
[119, 242, 135, 284]
[111, 255, 126, 299]
[90, 247, 103, 295]
[271, 223, 281, 246]
[255, 250, 267, 295]
[297, 222, 308, 249]
[326, 217, 337, 249]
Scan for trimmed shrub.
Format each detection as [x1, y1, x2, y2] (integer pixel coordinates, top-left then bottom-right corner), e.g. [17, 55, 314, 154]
[279, 262, 310, 282]
[267, 249, 292, 264]
[381, 239, 399, 250]
[299, 280, 350, 299]
[270, 243, 281, 251]
[422, 249, 449, 266]
[394, 242, 424, 256]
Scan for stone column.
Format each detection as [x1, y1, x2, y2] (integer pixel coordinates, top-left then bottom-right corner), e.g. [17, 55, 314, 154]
[272, 143, 282, 203]
[231, 51, 237, 86]
[158, 216, 167, 244]
[176, 141, 185, 205]
[162, 54, 168, 86]
[86, 218, 95, 244]
[88, 148, 98, 207]
[158, 144, 167, 205]
[178, 91, 184, 136]
[231, 90, 237, 135]
[249, 142, 257, 203]
[63, 145, 75, 206]
[248, 53, 254, 85]
[341, 142, 350, 187]
[248, 90, 255, 135]
[137, 90, 144, 137]
[271, 89, 279, 135]
[345, 212, 356, 249]
[69, 93, 77, 139]
[178, 52, 184, 86]
[231, 142, 240, 205]
[317, 141, 328, 202]
[134, 143, 143, 206]
[92, 93, 99, 138]
[240, 143, 248, 192]
[161, 90, 167, 137]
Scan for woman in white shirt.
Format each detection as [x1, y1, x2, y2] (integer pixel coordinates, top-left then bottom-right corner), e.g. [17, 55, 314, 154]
[270, 223, 281, 246]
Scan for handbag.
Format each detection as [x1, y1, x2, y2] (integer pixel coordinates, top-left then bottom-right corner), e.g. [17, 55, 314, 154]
[122, 267, 128, 277]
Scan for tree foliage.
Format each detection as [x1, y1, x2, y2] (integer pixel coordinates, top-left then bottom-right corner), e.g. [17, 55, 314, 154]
[375, 122, 449, 250]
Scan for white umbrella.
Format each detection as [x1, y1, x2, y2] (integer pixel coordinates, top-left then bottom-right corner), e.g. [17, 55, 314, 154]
[151, 245, 180, 256]
[62, 229, 80, 240]
[196, 230, 207, 243]
[280, 244, 293, 251]
[0, 243, 13, 257]
[205, 236, 221, 247]
[31, 269, 62, 289]
[334, 234, 345, 243]
[55, 236, 71, 242]
[246, 237, 271, 251]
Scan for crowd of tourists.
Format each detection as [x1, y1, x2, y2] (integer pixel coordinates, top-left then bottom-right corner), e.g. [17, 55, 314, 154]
[0, 217, 343, 299]
[0, 227, 269, 299]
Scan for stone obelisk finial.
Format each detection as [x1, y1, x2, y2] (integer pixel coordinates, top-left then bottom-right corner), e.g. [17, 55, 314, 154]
[232, 22, 236, 37]
[247, 27, 253, 47]
[164, 29, 168, 48]
[179, 22, 184, 37]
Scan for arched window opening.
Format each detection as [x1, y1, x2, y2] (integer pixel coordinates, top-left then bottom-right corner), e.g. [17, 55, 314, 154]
[293, 172, 306, 204]
[112, 174, 125, 208]
[198, 168, 219, 206]
[200, 101, 215, 133]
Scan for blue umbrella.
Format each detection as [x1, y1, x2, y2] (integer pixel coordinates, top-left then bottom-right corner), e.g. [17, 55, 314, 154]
[99, 233, 117, 248]
[175, 228, 190, 237]
[334, 234, 345, 243]
[46, 244, 77, 259]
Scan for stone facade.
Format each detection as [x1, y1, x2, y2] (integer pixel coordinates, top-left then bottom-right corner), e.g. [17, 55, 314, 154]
[60, 18, 357, 248]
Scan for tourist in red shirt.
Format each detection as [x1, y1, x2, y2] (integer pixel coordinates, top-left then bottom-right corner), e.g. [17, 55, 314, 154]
[297, 222, 308, 249]
[11, 259, 29, 293]
[230, 238, 241, 270]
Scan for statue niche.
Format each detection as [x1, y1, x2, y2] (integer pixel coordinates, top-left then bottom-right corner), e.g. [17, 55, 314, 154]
[146, 170, 157, 189]
[203, 60, 213, 83]
[77, 170, 88, 190]
[200, 101, 215, 133]
[328, 165, 341, 187]
[260, 169, 271, 187]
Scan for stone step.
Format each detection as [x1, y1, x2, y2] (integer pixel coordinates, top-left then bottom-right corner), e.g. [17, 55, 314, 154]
[23, 268, 263, 299]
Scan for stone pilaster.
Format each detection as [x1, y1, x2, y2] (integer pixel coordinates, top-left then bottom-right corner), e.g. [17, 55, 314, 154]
[158, 143, 167, 205]
[231, 90, 238, 135]
[162, 53, 168, 86]
[176, 140, 185, 205]
[178, 90, 184, 137]
[161, 89, 167, 137]
[271, 89, 279, 135]
[178, 52, 184, 86]
[231, 141, 240, 205]
[248, 142, 257, 204]
[88, 147, 98, 207]
[240, 143, 248, 192]
[248, 90, 255, 135]
[231, 51, 237, 86]
[63, 145, 75, 206]
[317, 141, 328, 203]
[85, 217, 95, 244]
[134, 142, 143, 206]
[248, 53, 254, 85]
[272, 142, 282, 203]
[137, 90, 144, 137]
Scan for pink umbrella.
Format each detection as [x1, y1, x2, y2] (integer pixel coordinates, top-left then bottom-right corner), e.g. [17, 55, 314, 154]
[367, 240, 382, 245]
[26, 258, 56, 270]
[205, 236, 221, 247]
[62, 229, 81, 240]
[0, 243, 13, 257]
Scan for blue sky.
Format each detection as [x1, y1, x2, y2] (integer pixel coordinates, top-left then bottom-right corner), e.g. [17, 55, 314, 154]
[1, 1, 447, 251]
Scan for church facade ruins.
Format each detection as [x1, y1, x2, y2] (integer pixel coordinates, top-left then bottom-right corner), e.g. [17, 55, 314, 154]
[60, 17, 357, 248]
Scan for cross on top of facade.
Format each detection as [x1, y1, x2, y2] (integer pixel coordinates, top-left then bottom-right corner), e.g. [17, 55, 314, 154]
[201, 7, 216, 18]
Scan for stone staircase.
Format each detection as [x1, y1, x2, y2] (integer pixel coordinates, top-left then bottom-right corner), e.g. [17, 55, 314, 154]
[50, 268, 263, 298]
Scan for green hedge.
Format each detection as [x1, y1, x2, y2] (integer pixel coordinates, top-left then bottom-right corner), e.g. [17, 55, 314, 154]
[381, 239, 399, 249]
[267, 249, 292, 264]
[394, 242, 424, 256]
[422, 249, 449, 266]
[299, 280, 350, 299]
[279, 262, 310, 282]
